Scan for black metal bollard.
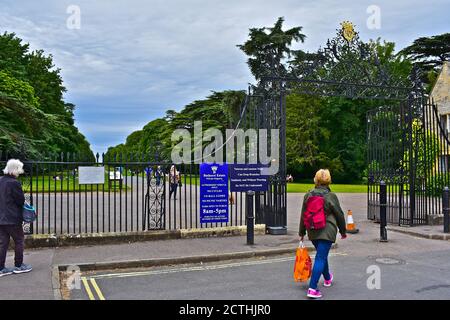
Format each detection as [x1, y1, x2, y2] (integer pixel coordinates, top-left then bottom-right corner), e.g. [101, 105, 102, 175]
[246, 191, 255, 245]
[443, 187, 449, 233]
[380, 181, 388, 242]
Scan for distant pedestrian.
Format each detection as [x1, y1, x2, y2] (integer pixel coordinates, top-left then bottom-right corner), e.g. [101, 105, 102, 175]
[299, 169, 346, 299]
[155, 166, 163, 186]
[169, 165, 180, 200]
[145, 166, 153, 186]
[145, 166, 153, 178]
[229, 192, 235, 205]
[0, 159, 32, 277]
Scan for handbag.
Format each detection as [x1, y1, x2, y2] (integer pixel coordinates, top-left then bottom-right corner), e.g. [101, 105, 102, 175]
[293, 241, 312, 282]
[22, 203, 37, 223]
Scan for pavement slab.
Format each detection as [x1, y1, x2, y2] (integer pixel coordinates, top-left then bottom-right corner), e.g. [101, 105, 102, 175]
[1, 248, 55, 300]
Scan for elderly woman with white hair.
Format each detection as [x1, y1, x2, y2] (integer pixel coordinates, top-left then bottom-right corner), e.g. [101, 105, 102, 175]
[0, 159, 32, 277]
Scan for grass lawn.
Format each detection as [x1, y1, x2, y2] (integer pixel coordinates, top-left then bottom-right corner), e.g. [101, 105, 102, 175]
[20, 176, 130, 192]
[19, 174, 366, 193]
[287, 183, 366, 193]
[181, 176, 366, 193]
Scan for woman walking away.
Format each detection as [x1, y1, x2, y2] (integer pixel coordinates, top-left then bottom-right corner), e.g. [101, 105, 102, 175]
[169, 165, 180, 200]
[0, 159, 32, 277]
[299, 169, 346, 299]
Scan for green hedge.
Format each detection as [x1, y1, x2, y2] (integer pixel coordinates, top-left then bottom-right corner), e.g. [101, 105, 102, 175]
[424, 173, 450, 197]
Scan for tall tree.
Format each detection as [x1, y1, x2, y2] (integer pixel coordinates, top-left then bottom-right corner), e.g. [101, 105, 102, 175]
[0, 32, 93, 160]
[25, 49, 69, 116]
[107, 91, 245, 162]
[0, 32, 28, 79]
[400, 33, 450, 91]
[237, 17, 306, 81]
[286, 93, 328, 177]
[400, 33, 450, 72]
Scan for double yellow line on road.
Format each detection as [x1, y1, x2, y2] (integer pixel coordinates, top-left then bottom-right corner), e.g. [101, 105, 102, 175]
[81, 277, 105, 300]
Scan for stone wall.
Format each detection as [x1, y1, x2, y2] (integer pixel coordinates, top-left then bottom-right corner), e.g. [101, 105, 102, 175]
[432, 61, 450, 115]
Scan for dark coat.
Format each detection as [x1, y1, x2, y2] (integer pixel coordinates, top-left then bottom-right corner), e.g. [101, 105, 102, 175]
[0, 175, 25, 225]
[299, 186, 347, 243]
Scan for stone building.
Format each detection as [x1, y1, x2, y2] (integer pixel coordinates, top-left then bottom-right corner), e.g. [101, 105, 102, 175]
[432, 61, 450, 132]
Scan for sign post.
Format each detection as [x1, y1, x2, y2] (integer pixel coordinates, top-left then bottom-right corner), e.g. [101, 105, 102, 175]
[200, 163, 229, 224]
[246, 191, 255, 245]
[443, 187, 449, 233]
[229, 164, 269, 245]
[380, 181, 388, 242]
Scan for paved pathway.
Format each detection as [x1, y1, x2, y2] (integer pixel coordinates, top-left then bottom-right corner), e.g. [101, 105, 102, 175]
[2, 192, 448, 300]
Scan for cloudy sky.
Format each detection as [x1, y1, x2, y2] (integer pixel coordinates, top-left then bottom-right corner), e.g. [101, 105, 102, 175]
[1, 0, 449, 154]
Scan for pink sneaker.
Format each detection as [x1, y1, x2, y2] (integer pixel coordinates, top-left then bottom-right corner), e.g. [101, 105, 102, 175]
[307, 288, 323, 299]
[324, 273, 333, 287]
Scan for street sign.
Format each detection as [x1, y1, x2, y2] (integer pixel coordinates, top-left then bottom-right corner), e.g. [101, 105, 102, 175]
[229, 164, 269, 192]
[200, 163, 229, 224]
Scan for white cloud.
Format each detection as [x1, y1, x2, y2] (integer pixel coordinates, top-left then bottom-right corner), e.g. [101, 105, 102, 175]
[1, 0, 449, 154]
[78, 122, 144, 134]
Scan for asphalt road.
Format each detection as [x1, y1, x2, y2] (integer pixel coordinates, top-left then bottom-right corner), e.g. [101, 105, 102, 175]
[72, 232, 450, 300]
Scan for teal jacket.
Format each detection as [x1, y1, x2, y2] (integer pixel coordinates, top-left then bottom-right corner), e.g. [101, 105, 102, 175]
[298, 186, 347, 243]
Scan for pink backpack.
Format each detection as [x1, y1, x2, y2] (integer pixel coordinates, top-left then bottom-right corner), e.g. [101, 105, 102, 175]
[303, 193, 327, 230]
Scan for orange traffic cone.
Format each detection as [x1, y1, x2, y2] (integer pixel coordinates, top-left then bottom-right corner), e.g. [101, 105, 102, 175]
[346, 210, 359, 234]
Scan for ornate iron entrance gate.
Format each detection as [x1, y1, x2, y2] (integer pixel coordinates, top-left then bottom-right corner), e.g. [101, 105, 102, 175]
[240, 90, 287, 232]
[368, 97, 450, 225]
[2, 23, 444, 235]
[244, 22, 441, 228]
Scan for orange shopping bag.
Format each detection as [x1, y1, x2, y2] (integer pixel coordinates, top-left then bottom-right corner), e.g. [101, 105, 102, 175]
[293, 241, 312, 282]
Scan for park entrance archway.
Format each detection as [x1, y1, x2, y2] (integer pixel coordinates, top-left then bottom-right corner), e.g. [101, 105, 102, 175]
[1, 23, 444, 236]
[241, 22, 443, 228]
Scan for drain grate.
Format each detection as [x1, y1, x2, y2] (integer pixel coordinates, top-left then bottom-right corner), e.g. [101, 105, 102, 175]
[368, 256, 405, 265]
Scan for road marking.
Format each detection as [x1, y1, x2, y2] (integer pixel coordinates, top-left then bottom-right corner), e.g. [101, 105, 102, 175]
[90, 278, 106, 300]
[89, 252, 348, 280]
[81, 277, 95, 300]
[81, 277, 106, 300]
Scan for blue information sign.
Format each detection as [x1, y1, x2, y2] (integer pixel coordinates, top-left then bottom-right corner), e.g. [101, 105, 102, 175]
[229, 164, 269, 192]
[200, 163, 229, 223]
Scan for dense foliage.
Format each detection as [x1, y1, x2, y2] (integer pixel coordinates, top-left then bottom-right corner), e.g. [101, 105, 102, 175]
[105, 91, 245, 161]
[0, 32, 94, 160]
[237, 17, 306, 82]
[400, 33, 450, 92]
[104, 19, 449, 182]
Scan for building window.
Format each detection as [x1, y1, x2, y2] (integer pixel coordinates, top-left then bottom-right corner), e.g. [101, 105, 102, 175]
[447, 114, 450, 134]
[439, 114, 450, 136]
[441, 115, 449, 135]
[440, 155, 450, 173]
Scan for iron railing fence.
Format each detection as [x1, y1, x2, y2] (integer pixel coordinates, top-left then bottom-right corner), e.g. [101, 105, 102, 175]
[0, 152, 254, 235]
[367, 97, 449, 226]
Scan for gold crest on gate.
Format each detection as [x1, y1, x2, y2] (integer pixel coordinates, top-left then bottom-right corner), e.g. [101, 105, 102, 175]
[341, 21, 355, 42]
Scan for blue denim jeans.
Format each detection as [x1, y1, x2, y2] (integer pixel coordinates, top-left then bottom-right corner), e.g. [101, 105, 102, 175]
[309, 239, 333, 290]
[169, 183, 178, 199]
